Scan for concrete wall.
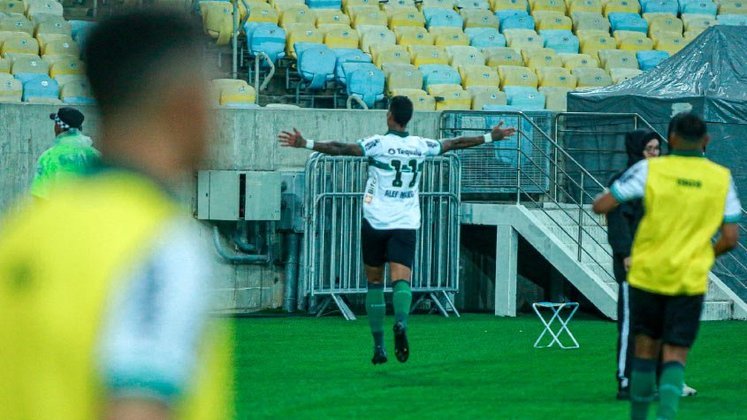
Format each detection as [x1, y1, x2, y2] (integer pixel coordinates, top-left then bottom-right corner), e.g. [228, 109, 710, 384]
[0, 104, 441, 313]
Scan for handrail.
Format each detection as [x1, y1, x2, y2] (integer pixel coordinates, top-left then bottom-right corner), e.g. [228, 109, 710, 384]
[254, 52, 276, 94]
[346, 94, 369, 110]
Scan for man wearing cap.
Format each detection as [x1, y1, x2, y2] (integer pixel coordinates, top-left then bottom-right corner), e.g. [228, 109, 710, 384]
[30, 107, 100, 199]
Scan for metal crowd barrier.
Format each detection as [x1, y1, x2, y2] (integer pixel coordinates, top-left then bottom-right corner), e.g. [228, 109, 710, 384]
[303, 153, 461, 320]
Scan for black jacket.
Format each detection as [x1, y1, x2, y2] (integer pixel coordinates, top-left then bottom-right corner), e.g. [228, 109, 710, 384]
[606, 130, 660, 257]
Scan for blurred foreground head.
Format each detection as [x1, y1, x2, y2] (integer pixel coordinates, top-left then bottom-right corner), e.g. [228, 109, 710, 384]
[83, 10, 208, 181]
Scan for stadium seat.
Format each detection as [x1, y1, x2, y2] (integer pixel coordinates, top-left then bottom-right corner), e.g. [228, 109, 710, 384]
[532, 0, 567, 14]
[682, 14, 716, 32]
[506, 30, 544, 50]
[219, 82, 258, 108]
[501, 15, 536, 31]
[58, 78, 92, 104]
[0, 72, 20, 102]
[246, 3, 280, 24]
[273, 0, 306, 11]
[246, 23, 287, 62]
[541, 30, 580, 53]
[69, 20, 95, 43]
[287, 27, 323, 57]
[0, 0, 24, 14]
[716, 14, 747, 26]
[468, 28, 506, 47]
[447, 46, 486, 67]
[568, 0, 603, 14]
[598, 49, 639, 70]
[280, 5, 315, 29]
[681, 1, 717, 16]
[572, 12, 611, 33]
[420, 63, 461, 91]
[641, 0, 679, 14]
[636, 49, 669, 70]
[525, 48, 563, 70]
[324, 27, 360, 49]
[345, 63, 385, 107]
[0, 58, 9, 73]
[535, 13, 573, 31]
[374, 46, 411, 67]
[388, 9, 426, 29]
[409, 45, 449, 66]
[35, 20, 71, 38]
[352, 10, 388, 28]
[495, 9, 529, 27]
[307, 0, 342, 8]
[498, 65, 538, 88]
[383, 63, 423, 94]
[603, 0, 640, 16]
[334, 48, 372, 83]
[580, 34, 616, 57]
[653, 33, 686, 55]
[609, 67, 642, 83]
[315, 9, 350, 27]
[424, 8, 464, 29]
[609, 12, 648, 33]
[457, 0, 491, 9]
[48, 56, 84, 79]
[201, 1, 234, 45]
[483, 47, 524, 66]
[26, 0, 63, 19]
[433, 30, 470, 46]
[396, 26, 435, 46]
[359, 27, 396, 53]
[539, 86, 570, 110]
[0, 15, 33, 36]
[561, 53, 600, 70]
[469, 87, 508, 110]
[390, 88, 436, 110]
[459, 64, 500, 89]
[618, 35, 654, 51]
[427, 82, 463, 96]
[297, 44, 336, 89]
[573, 66, 612, 87]
[433, 88, 471, 110]
[719, 1, 747, 15]
[42, 39, 79, 58]
[21, 75, 59, 103]
[1, 35, 38, 56]
[420, 0, 457, 8]
[492, 0, 530, 13]
[648, 15, 684, 37]
[504, 86, 545, 110]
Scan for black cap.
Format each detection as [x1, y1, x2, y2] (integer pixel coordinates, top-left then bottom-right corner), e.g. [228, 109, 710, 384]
[49, 107, 84, 130]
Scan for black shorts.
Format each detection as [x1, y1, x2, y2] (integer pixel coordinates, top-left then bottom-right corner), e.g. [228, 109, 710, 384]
[630, 286, 704, 348]
[361, 218, 417, 268]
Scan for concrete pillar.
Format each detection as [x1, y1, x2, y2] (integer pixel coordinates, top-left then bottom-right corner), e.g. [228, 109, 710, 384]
[495, 225, 518, 317]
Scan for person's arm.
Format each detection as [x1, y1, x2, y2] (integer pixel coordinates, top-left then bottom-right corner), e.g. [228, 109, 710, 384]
[592, 160, 649, 215]
[714, 223, 739, 257]
[606, 205, 633, 256]
[278, 128, 363, 156]
[440, 122, 516, 153]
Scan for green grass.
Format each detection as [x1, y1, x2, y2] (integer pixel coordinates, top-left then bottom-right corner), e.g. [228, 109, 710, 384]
[234, 314, 747, 419]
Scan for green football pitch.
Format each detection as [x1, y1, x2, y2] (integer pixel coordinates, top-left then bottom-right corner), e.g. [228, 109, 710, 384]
[234, 314, 746, 419]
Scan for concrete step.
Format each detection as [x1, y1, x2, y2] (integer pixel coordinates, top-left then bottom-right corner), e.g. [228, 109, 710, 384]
[533, 205, 607, 227]
[702, 301, 733, 321]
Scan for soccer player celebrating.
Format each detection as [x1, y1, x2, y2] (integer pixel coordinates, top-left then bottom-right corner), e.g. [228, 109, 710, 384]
[593, 113, 741, 419]
[279, 96, 515, 365]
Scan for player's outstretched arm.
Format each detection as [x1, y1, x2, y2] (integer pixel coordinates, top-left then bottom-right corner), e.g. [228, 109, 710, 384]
[440, 122, 516, 153]
[278, 128, 363, 156]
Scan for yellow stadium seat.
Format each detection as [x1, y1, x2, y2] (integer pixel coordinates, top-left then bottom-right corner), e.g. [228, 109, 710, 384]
[469, 86, 508, 110]
[390, 88, 435, 109]
[35, 20, 71, 37]
[0, 15, 32, 35]
[359, 27, 396, 53]
[503, 28, 536, 39]
[536, 13, 573, 31]
[603, 0, 640, 17]
[35, 33, 70, 50]
[374, 46, 411, 67]
[26, 0, 63, 18]
[609, 67, 642, 83]
[560, 53, 597, 70]
[524, 48, 561, 69]
[318, 24, 353, 34]
[220, 83, 257, 107]
[280, 5, 315, 28]
[314, 9, 351, 27]
[428, 84, 464, 95]
[53, 74, 87, 88]
[353, 9, 388, 29]
[682, 15, 716, 32]
[461, 9, 500, 29]
[576, 29, 610, 41]
[60, 79, 94, 103]
[618, 36, 654, 51]
[459, 64, 500, 89]
[421, 0, 457, 8]
[457, 0, 491, 9]
[48, 56, 84, 79]
[648, 15, 683, 37]
[654, 33, 686, 55]
[598, 49, 638, 70]
[491, 0, 529, 12]
[434, 88, 471, 111]
[324, 27, 360, 49]
[42, 39, 79, 58]
[11, 55, 48, 76]
[0, 31, 29, 45]
[580, 34, 615, 57]
[272, 0, 305, 11]
[285, 23, 316, 33]
[286, 27, 323, 58]
[409, 45, 449, 65]
[0, 72, 21, 102]
[434, 31, 469, 47]
[201, 1, 234, 45]
[684, 29, 704, 41]
[573, 67, 612, 87]
[539, 86, 570, 111]
[389, 9, 426, 29]
[0, 0, 24, 15]
[447, 45, 486, 67]
[428, 26, 464, 36]
[642, 12, 675, 23]
[246, 4, 280, 25]
[531, 0, 567, 14]
[395, 26, 435, 46]
[568, 0, 602, 15]
[719, 0, 747, 15]
[572, 12, 611, 33]
[0, 57, 8, 73]
[506, 32, 544, 50]
[613, 30, 646, 43]
[1, 35, 38, 55]
[383, 64, 423, 94]
[483, 46, 524, 66]
[536, 66, 577, 88]
[498, 65, 538, 88]
[382, 1, 418, 17]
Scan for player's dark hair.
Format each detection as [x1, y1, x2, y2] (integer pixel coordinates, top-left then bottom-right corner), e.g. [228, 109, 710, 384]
[670, 112, 707, 143]
[389, 96, 414, 127]
[83, 10, 203, 118]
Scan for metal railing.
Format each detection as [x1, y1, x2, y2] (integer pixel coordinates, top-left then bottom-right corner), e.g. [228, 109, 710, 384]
[440, 111, 615, 284]
[712, 208, 747, 301]
[303, 153, 461, 320]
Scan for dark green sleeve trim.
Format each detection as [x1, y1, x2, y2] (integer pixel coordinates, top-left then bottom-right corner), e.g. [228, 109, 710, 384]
[610, 184, 626, 203]
[356, 140, 367, 156]
[106, 374, 181, 402]
[724, 214, 742, 224]
[368, 157, 392, 171]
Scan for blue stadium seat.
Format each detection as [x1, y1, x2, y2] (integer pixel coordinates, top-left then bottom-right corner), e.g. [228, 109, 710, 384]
[680, 1, 717, 16]
[504, 86, 545, 110]
[245, 23, 287, 63]
[501, 15, 535, 32]
[424, 8, 464, 29]
[419, 64, 461, 90]
[69, 20, 95, 41]
[541, 30, 579, 54]
[495, 10, 529, 25]
[306, 0, 342, 9]
[467, 28, 507, 48]
[334, 48, 372, 85]
[636, 50, 669, 70]
[297, 44, 336, 90]
[345, 64, 385, 108]
[21, 75, 59, 102]
[642, 0, 679, 14]
[717, 14, 747, 26]
[482, 104, 521, 111]
[608, 13, 648, 33]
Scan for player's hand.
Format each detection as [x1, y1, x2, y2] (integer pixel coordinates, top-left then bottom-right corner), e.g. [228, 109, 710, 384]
[491, 122, 516, 142]
[624, 257, 632, 272]
[278, 128, 306, 148]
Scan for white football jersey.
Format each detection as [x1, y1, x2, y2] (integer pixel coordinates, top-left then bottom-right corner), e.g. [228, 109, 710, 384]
[357, 130, 442, 230]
